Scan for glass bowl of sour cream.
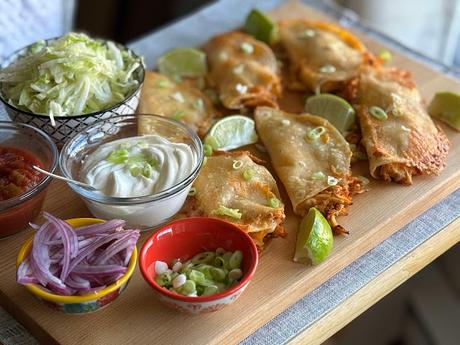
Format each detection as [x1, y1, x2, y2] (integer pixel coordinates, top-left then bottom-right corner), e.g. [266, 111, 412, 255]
[59, 114, 203, 229]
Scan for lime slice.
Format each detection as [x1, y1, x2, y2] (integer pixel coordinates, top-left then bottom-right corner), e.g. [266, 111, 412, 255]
[428, 91, 460, 131]
[157, 48, 207, 81]
[294, 207, 333, 265]
[244, 9, 279, 44]
[204, 115, 258, 150]
[304, 94, 356, 134]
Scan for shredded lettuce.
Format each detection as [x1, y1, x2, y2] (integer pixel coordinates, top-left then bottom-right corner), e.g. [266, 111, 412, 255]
[0, 33, 142, 123]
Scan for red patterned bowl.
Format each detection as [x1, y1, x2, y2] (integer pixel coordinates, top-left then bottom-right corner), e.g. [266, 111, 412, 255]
[139, 217, 258, 314]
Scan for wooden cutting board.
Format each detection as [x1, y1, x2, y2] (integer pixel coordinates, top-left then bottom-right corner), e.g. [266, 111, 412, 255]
[1, 1, 460, 345]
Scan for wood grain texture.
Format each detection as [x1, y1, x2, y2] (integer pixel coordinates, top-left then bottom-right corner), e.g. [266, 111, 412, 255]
[288, 218, 460, 345]
[1, 2, 460, 345]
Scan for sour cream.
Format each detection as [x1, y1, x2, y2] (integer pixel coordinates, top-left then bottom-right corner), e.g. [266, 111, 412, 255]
[81, 135, 197, 197]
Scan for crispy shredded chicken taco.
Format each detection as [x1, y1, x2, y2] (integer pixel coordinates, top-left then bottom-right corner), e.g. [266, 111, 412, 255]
[203, 31, 281, 110]
[179, 151, 285, 248]
[278, 19, 368, 93]
[254, 106, 363, 234]
[351, 66, 450, 184]
[138, 71, 216, 137]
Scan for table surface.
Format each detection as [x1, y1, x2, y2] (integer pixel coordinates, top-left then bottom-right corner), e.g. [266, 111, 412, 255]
[1, 1, 459, 344]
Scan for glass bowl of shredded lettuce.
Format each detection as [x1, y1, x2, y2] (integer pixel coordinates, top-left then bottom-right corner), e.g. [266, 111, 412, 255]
[0, 33, 145, 145]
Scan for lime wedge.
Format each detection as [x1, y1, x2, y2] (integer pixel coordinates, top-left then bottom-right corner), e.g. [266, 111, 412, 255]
[428, 91, 460, 131]
[157, 48, 207, 81]
[204, 115, 258, 150]
[244, 9, 279, 44]
[304, 94, 356, 134]
[294, 207, 333, 265]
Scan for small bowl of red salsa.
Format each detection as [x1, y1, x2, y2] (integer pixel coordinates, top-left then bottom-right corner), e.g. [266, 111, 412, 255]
[0, 122, 58, 238]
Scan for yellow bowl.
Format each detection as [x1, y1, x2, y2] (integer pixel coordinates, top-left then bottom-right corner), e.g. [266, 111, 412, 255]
[16, 218, 137, 313]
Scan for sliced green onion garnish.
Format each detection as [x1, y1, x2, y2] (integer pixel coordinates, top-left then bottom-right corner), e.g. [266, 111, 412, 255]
[156, 79, 172, 88]
[232, 160, 243, 170]
[379, 49, 392, 62]
[268, 197, 281, 208]
[171, 91, 185, 103]
[240, 42, 254, 54]
[369, 106, 388, 121]
[212, 205, 242, 219]
[297, 29, 315, 39]
[312, 171, 326, 180]
[188, 187, 197, 196]
[142, 164, 153, 178]
[171, 110, 185, 121]
[319, 64, 336, 74]
[242, 168, 256, 181]
[233, 64, 245, 75]
[327, 176, 339, 186]
[106, 149, 129, 164]
[203, 144, 213, 157]
[130, 165, 141, 177]
[305, 126, 327, 142]
[194, 98, 204, 110]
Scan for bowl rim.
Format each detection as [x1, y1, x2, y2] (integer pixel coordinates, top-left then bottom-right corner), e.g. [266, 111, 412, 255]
[16, 218, 137, 304]
[0, 121, 58, 210]
[139, 217, 259, 303]
[59, 114, 204, 205]
[0, 36, 145, 119]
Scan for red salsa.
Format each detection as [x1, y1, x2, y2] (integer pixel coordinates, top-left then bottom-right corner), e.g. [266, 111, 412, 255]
[0, 146, 42, 201]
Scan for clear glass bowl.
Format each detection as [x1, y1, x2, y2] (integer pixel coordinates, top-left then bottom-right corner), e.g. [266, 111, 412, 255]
[0, 122, 58, 238]
[59, 114, 204, 230]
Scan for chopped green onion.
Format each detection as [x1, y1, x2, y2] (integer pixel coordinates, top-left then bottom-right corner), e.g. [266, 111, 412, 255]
[203, 156, 208, 166]
[369, 106, 388, 121]
[297, 29, 315, 39]
[203, 144, 213, 157]
[129, 165, 141, 177]
[194, 98, 204, 110]
[156, 79, 172, 88]
[203, 285, 219, 296]
[192, 252, 215, 265]
[379, 49, 392, 62]
[312, 171, 326, 180]
[229, 250, 243, 269]
[228, 268, 243, 281]
[210, 267, 226, 282]
[305, 126, 327, 142]
[212, 205, 242, 219]
[155, 272, 172, 286]
[142, 164, 153, 178]
[235, 83, 248, 94]
[171, 91, 185, 103]
[268, 197, 281, 208]
[240, 42, 254, 54]
[232, 160, 243, 170]
[233, 64, 245, 75]
[319, 64, 336, 73]
[171, 110, 185, 121]
[327, 176, 339, 186]
[188, 187, 197, 196]
[177, 280, 196, 296]
[242, 168, 256, 181]
[106, 149, 129, 164]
